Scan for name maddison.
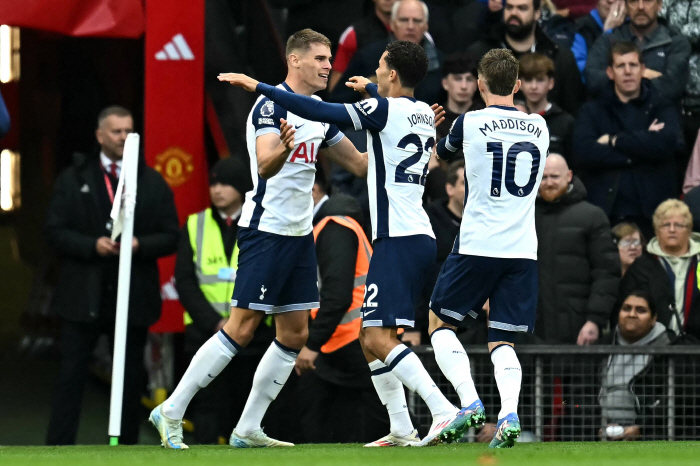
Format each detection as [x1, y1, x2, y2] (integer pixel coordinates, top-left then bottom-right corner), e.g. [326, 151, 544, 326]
[479, 119, 542, 138]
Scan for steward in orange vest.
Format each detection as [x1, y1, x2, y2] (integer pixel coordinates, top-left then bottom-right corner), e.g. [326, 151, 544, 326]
[295, 186, 390, 443]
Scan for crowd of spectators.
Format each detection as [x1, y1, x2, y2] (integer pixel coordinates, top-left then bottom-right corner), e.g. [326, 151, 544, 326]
[262, 0, 700, 440]
[285, 0, 700, 344]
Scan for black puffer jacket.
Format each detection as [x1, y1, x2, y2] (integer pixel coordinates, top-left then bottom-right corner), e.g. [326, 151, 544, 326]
[534, 177, 621, 343]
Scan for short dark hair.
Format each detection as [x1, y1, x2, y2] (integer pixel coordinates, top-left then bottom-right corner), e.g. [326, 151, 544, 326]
[446, 159, 465, 186]
[609, 41, 643, 67]
[314, 163, 330, 194]
[621, 290, 657, 317]
[507, 0, 541, 10]
[442, 52, 478, 78]
[97, 105, 131, 128]
[478, 48, 520, 96]
[286, 29, 331, 57]
[384, 40, 429, 89]
[518, 52, 555, 80]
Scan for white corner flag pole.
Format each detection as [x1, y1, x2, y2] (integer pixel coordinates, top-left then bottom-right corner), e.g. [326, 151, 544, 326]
[108, 133, 140, 446]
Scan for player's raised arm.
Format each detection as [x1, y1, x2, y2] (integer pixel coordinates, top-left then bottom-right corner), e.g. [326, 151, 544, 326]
[435, 113, 465, 162]
[219, 73, 357, 128]
[255, 118, 296, 179]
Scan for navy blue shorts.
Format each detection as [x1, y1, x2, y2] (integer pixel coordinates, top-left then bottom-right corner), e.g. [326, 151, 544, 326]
[362, 235, 436, 329]
[430, 254, 538, 334]
[231, 227, 319, 314]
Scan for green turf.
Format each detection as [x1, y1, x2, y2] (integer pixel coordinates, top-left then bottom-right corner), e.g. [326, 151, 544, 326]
[2, 442, 700, 466]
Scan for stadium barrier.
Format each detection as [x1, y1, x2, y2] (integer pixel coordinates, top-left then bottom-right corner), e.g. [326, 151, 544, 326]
[413, 345, 700, 442]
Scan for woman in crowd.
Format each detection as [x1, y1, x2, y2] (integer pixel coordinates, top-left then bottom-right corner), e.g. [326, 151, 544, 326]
[612, 223, 645, 277]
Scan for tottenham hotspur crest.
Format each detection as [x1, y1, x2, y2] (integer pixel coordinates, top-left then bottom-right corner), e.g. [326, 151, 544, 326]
[260, 285, 267, 300]
[261, 101, 275, 117]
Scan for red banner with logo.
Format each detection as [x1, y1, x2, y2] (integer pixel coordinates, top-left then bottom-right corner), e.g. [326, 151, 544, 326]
[0, 0, 144, 38]
[145, 0, 208, 333]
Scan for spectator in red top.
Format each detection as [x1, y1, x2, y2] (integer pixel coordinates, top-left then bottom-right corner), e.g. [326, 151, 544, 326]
[329, 0, 396, 92]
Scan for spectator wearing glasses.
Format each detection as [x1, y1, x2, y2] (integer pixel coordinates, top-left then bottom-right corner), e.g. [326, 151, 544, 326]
[612, 222, 646, 276]
[618, 200, 700, 339]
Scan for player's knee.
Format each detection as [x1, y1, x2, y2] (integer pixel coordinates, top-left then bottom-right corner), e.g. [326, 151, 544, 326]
[276, 326, 308, 350]
[428, 309, 456, 335]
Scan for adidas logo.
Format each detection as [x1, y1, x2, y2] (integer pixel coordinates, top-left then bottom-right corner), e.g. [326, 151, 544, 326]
[155, 33, 194, 60]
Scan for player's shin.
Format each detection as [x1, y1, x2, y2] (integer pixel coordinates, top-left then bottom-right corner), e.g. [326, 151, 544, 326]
[369, 359, 414, 436]
[163, 329, 240, 419]
[384, 344, 454, 417]
[430, 327, 479, 407]
[491, 343, 522, 419]
[235, 339, 298, 436]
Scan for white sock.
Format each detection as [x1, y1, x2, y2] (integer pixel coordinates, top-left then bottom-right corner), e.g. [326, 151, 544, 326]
[163, 330, 239, 419]
[491, 344, 522, 419]
[369, 359, 414, 437]
[384, 344, 454, 418]
[235, 340, 298, 436]
[431, 328, 479, 407]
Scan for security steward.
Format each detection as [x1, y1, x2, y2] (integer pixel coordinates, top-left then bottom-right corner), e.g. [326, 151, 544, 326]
[294, 169, 389, 443]
[174, 156, 273, 444]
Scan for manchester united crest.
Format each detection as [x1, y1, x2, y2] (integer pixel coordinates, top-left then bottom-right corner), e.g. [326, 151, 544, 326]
[154, 147, 194, 188]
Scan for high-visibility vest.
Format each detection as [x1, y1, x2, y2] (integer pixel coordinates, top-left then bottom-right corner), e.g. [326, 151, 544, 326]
[184, 208, 238, 325]
[310, 215, 372, 353]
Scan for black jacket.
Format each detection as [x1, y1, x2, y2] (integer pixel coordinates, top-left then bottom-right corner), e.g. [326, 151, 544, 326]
[542, 103, 575, 162]
[415, 199, 461, 338]
[585, 21, 692, 103]
[44, 151, 179, 327]
[534, 177, 621, 343]
[572, 80, 683, 219]
[575, 11, 603, 51]
[467, 24, 585, 115]
[309, 192, 371, 387]
[618, 252, 700, 340]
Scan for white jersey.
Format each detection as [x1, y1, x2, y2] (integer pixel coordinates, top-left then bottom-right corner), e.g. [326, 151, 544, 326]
[240, 83, 344, 236]
[345, 96, 435, 241]
[439, 106, 549, 259]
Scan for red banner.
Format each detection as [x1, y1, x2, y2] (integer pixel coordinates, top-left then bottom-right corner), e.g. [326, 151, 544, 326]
[0, 0, 144, 38]
[145, 0, 208, 333]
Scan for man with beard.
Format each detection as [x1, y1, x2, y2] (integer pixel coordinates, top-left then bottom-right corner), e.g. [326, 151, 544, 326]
[467, 0, 585, 115]
[585, 0, 691, 104]
[533, 154, 620, 345]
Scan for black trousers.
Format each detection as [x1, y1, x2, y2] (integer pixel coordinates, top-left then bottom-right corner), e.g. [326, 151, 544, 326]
[296, 371, 389, 443]
[46, 319, 148, 445]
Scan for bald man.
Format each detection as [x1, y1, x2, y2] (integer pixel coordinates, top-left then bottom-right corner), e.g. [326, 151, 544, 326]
[534, 154, 620, 345]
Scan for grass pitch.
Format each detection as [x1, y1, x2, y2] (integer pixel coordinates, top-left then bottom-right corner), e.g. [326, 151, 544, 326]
[1, 442, 699, 466]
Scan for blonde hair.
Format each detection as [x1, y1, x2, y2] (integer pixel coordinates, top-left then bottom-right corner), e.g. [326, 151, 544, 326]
[652, 199, 693, 231]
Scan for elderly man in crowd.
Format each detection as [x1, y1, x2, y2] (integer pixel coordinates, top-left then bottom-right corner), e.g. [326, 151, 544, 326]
[619, 199, 700, 339]
[533, 154, 620, 345]
[573, 41, 683, 239]
[585, 0, 691, 104]
[599, 290, 674, 441]
[329, 0, 443, 105]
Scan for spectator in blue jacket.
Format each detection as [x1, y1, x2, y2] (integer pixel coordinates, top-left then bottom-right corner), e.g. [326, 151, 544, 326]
[573, 41, 684, 239]
[573, 0, 627, 74]
[0, 90, 9, 138]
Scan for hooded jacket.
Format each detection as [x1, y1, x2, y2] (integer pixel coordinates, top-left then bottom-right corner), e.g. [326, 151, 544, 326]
[573, 80, 683, 218]
[599, 322, 673, 430]
[534, 177, 621, 343]
[618, 232, 700, 339]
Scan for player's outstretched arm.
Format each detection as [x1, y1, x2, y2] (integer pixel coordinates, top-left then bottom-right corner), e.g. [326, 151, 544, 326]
[256, 118, 296, 179]
[255, 83, 356, 128]
[320, 137, 368, 178]
[217, 73, 259, 92]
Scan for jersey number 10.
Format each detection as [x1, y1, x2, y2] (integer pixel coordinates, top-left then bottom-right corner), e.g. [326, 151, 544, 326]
[487, 141, 541, 198]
